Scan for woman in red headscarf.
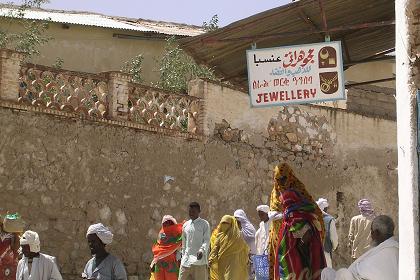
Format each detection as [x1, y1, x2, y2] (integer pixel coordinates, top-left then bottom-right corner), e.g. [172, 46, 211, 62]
[271, 163, 326, 280]
[150, 215, 183, 280]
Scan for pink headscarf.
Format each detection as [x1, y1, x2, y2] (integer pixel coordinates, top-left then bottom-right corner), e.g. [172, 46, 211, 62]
[358, 199, 375, 217]
[161, 215, 177, 225]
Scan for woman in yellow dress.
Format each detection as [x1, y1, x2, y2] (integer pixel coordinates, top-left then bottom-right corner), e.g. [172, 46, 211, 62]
[209, 215, 249, 280]
[209, 226, 219, 280]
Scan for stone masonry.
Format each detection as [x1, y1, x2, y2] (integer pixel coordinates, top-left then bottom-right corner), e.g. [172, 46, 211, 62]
[346, 84, 396, 120]
[0, 51, 399, 279]
[0, 100, 397, 279]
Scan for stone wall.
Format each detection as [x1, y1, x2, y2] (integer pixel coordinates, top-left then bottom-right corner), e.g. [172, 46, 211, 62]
[346, 85, 396, 120]
[344, 60, 396, 88]
[189, 79, 398, 266]
[0, 85, 398, 279]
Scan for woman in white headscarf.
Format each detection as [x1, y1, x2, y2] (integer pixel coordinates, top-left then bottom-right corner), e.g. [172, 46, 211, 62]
[233, 209, 256, 254]
[233, 209, 256, 279]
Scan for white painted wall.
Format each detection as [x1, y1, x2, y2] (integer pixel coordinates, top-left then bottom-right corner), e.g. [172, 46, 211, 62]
[396, 0, 420, 279]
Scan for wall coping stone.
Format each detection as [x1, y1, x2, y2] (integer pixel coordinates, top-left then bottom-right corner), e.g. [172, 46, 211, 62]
[0, 99, 204, 141]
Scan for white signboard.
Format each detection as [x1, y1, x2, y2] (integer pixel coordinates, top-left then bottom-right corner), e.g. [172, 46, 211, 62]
[246, 41, 345, 107]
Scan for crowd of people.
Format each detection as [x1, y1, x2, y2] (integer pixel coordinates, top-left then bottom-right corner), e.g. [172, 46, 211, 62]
[0, 163, 399, 280]
[149, 163, 399, 280]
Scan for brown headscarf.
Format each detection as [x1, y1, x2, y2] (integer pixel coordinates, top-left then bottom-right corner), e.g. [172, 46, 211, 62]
[268, 163, 325, 280]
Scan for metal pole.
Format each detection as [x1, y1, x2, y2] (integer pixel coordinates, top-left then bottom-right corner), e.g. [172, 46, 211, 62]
[396, 0, 420, 279]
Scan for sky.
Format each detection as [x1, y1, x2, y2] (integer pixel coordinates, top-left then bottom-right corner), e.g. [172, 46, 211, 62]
[8, 0, 290, 27]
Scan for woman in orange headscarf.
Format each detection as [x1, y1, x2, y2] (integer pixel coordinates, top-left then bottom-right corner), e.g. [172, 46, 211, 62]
[150, 215, 183, 280]
[269, 163, 326, 280]
[209, 215, 249, 280]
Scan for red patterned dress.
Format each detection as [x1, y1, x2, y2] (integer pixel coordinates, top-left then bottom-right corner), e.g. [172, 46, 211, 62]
[0, 231, 18, 280]
[151, 223, 183, 280]
[274, 189, 326, 280]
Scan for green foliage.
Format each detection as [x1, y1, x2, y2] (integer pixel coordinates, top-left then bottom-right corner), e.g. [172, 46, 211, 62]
[0, 30, 9, 48]
[121, 15, 219, 92]
[180, 119, 188, 132]
[202, 15, 219, 32]
[17, 0, 49, 9]
[121, 54, 144, 83]
[153, 36, 217, 93]
[13, 20, 50, 57]
[0, 0, 51, 59]
[10, 0, 49, 17]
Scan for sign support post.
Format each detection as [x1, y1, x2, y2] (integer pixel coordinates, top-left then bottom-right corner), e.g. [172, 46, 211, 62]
[396, 0, 420, 278]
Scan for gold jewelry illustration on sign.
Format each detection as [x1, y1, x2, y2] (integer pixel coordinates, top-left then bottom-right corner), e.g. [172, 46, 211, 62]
[320, 74, 338, 92]
[318, 47, 337, 68]
[319, 72, 339, 94]
[320, 49, 329, 60]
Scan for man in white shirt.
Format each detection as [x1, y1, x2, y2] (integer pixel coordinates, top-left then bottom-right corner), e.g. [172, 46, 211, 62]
[254, 205, 282, 256]
[321, 215, 398, 280]
[179, 202, 210, 280]
[16, 230, 62, 280]
[316, 198, 339, 268]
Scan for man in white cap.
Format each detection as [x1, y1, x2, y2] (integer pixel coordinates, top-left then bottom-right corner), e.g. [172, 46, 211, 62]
[254, 205, 282, 256]
[321, 215, 398, 280]
[316, 198, 338, 268]
[82, 223, 127, 280]
[16, 230, 62, 280]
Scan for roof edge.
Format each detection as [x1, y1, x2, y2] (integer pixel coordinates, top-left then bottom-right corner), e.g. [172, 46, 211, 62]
[0, 3, 204, 32]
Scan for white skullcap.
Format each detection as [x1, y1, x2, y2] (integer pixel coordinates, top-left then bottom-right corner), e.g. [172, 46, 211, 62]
[20, 230, 41, 253]
[86, 223, 113, 245]
[316, 198, 329, 211]
[162, 215, 177, 225]
[336, 268, 354, 280]
[321, 268, 336, 280]
[256, 205, 270, 213]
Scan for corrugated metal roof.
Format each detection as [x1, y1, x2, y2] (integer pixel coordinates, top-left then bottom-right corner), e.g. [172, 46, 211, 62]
[180, 0, 395, 90]
[0, 7, 204, 37]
